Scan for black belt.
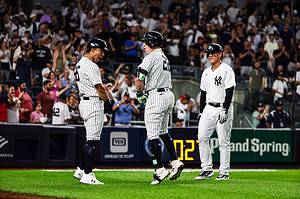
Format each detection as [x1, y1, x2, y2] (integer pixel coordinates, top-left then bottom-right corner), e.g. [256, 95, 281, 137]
[146, 88, 170, 95]
[208, 102, 222, 107]
[157, 88, 169, 92]
[82, 96, 102, 100]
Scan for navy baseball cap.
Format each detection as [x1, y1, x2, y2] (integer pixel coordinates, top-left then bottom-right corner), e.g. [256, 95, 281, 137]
[275, 100, 283, 106]
[257, 102, 264, 107]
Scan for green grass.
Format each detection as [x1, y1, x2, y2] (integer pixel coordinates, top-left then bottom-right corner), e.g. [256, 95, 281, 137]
[0, 169, 300, 199]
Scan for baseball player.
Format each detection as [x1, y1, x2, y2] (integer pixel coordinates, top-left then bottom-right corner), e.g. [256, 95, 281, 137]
[73, 38, 111, 185]
[195, 43, 235, 181]
[135, 31, 184, 185]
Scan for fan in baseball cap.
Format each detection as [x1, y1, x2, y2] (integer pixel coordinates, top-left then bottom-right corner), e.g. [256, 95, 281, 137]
[257, 101, 265, 107]
[275, 100, 283, 107]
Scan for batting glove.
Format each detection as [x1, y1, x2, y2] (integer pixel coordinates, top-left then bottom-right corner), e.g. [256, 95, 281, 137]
[219, 108, 228, 124]
[136, 91, 148, 105]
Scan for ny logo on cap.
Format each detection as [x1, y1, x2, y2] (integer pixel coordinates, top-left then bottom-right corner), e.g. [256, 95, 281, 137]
[215, 76, 222, 86]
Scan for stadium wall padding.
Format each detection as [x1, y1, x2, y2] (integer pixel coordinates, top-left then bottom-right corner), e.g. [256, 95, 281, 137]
[0, 124, 299, 167]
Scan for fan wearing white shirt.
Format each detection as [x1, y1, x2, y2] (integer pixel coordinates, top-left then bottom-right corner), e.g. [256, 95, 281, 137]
[272, 72, 288, 103]
[52, 93, 71, 125]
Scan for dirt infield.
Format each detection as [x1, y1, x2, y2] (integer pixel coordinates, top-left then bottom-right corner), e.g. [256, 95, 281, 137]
[0, 191, 59, 199]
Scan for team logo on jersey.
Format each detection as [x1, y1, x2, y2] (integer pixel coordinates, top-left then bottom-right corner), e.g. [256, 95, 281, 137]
[214, 76, 222, 86]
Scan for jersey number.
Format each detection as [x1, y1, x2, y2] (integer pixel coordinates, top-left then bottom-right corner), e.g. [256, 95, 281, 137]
[162, 55, 171, 71]
[74, 65, 80, 81]
[53, 107, 60, 117]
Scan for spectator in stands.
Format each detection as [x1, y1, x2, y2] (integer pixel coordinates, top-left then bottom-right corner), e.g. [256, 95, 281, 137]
[7, 84, 21, 123]
[14, 81, 33, 123]
[31, 34, 52, 85]
[29, 13, 39, 36]
[30, 102, 44, 123]
[272, 72, 288, 103]
[0, 40, 11, 71]
[15, 43, 33, 83]
[36, 80, 55, 123]
[166, 30, 181, 65]
[273, 40, 289, 74]
[295, 62, 300, 103]
[256, 43, 269, 72]
[42, 60, 53, 84]
[252, 102, 269, 128]
[248, 60, 267, 110]
[52, 40, 66, 74]
[114, 63, 129, 80]
[112, 92, 139, 126]
[52, 94, 71, 125]
[222, 44, 235, 67]
[0, 83, 8, 122]
[264, 33, 278, 60]
[67, 94, 81, 124]
[66, 53, 78, 82]
[60, 68, 74, 97]
[175, 95, 191, 127]
[228, 29, 243, 57]
[120, 75, 137, 99]
[124, 33, 140, 62]
[40, 6, 52, 24]
[48, 71, 61, 102]
[108, 22, 125, 61]
[239, 40, 255, 76]
[267, 100, 290, 128]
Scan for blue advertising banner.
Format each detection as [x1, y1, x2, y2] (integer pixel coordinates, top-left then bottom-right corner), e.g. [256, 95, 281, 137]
[99, 127, 140, 162]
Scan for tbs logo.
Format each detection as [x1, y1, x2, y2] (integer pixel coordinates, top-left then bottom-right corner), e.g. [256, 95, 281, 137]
[110, 132, 128, 153]
[112, 138, 126, 146]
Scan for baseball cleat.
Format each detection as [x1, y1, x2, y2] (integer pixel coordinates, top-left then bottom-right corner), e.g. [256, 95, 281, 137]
[80, 173, 104, 185]
[215, 174, 229, 181]
[151, 167, 170, 185]
[195, 170, 214, 180]
[73, 167, 84, 180]
[169, 160, 184, 180]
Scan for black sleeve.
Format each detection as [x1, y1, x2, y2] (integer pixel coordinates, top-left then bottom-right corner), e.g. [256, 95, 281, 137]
[104, 99, 115, 115]
[223, 86, 234, 112]
[137, 68, 148, 75]
[199, 90, 206, 113]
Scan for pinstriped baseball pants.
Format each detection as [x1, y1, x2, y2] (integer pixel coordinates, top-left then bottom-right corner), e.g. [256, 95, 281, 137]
[79, 99, 104, 141]
[145, 90, 175, 140]
[198, 104, 233, 175]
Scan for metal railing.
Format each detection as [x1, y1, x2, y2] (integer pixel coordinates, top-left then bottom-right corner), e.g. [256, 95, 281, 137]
[239, 116, 255, 129]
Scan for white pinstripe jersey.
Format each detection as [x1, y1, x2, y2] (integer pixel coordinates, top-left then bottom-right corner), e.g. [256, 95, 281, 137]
[138, 48, 172, 92]
[75, 57, 102, 97]
[200, 62, 236, 103]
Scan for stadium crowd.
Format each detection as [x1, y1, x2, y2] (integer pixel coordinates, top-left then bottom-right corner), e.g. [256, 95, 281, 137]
[0, 0, 299, 128]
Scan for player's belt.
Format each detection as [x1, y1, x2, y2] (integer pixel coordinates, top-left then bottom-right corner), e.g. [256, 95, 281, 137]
[208, 102, 223, 107]
[157, 88, 170, 92]
[146, 88, 171, 95]
[82, 96, 102, 101]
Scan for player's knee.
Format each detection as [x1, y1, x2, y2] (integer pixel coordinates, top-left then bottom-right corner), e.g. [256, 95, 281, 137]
[198, 132, 209, 141]
[218, 139, 230, 148]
